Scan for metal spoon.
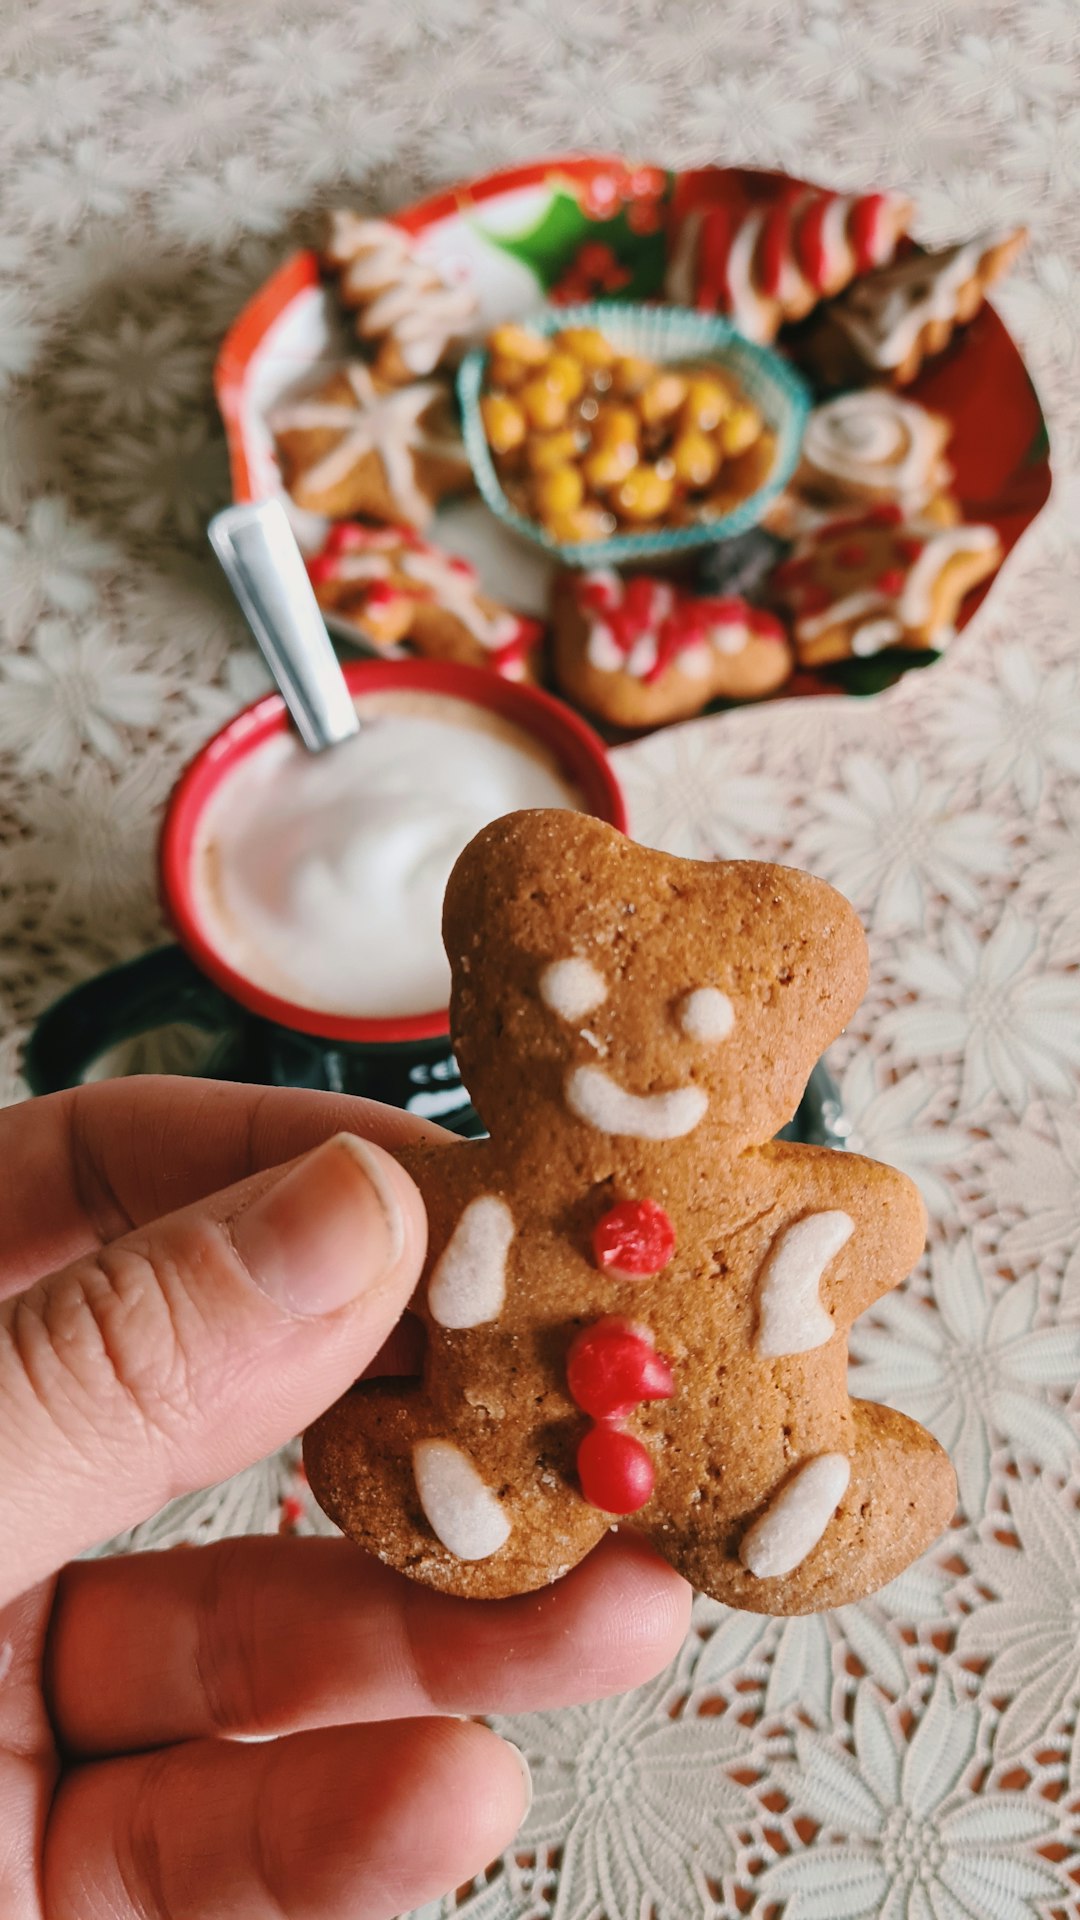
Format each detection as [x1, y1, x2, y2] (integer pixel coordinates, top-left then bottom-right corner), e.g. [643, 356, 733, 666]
[208, 498, 360, 752]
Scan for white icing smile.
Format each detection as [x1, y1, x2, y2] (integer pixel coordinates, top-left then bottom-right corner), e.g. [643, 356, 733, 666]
[565, 1064, 708, 1139]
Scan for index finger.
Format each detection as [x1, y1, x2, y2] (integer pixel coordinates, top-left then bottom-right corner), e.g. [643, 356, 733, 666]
[0, 1076, 452, 1297]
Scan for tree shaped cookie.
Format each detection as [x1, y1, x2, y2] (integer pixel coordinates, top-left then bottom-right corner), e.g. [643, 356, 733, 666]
[305, 810, 957, 1614]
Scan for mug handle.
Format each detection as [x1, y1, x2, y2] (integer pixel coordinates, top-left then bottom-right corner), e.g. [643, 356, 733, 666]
[24, 946, 236, 1095]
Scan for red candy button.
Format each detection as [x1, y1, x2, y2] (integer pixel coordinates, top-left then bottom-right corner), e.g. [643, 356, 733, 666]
[875, 567, 906, 597]
[592, 1198, 676, 1280]
[577, 1423, 655, 1513]
[567, 1317, 675, 1420]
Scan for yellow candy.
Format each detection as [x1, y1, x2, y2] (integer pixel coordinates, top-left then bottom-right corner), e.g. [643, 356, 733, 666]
[672, 428, 721, 490]
[489, 353, 531, 390]
[543, 351, 587, 402]
[582, 442, 639, 491]
[637, 371, 688, 426]
[611, 353, 656, 397]
[488, 323, 551, 365]
[721, 403, 764, 455]
[480, 392, 527, 456]
[533, 464, 585, 519]
[612, 464, 676, 522]
[525, 428, 584, 473]
[592, 403, 640, 447]
[681, 374, 734, 432]
[553, 326, 616, 369]
[546, 504, 616, 544]
[519, 377, 569, 431]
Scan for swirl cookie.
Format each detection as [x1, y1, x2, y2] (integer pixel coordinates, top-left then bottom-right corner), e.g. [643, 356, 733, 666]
[305, 808, 957, 1613]
[307, 522, 544, 679]
[768, 391, 957, 537]
[552, 568, 792, 727]
[324, 212, 478, 387]
[665, 186, 912, 345]
[795, 227, 1028, 388]
[270, 364, 472, 526]
[772, 504, 1001, 665]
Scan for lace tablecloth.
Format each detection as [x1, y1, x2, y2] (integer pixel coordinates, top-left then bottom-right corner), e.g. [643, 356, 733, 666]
[3, 2, 1080, 1913]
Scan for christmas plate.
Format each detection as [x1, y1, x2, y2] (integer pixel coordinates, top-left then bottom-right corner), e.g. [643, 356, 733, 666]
[215, 154, 1051, 711]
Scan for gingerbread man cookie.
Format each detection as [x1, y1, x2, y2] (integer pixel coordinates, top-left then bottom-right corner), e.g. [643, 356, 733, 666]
[795, 227, 1028, 389]
[307, 522, 544, 679]
[552, 569, 792, 727]
[767, 390, 957, 538]
[270, 363, 471, 526]
[324, 212, 478, 386]
[772, 504, 1001, 665]
[665, 186, 912, 345]
[305, 809, 957, 1614]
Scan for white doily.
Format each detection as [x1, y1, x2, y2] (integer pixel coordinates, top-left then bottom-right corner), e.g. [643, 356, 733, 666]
[2, 1, 1079, 1912]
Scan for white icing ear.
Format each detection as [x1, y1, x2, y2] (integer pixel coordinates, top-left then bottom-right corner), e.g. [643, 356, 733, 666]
[739, 1453, 851, 1579]
[540, 957, 608, 1021]
[427, 1195, 515, 1329]
[679, 987, 735, 1041]
[566, 1065, 708, 1139]
[413, 1440, 511, 1560]
[756, 1211, 853, 1358]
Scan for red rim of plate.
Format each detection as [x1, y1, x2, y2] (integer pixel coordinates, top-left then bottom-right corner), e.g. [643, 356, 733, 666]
[160, 657, 627, 1045]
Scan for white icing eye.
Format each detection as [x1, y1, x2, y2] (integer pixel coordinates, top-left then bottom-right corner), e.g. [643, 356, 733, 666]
[413, 1440, 511, 1561]
[540, 957, 608, 1021]
[678, 988, 735, 1041]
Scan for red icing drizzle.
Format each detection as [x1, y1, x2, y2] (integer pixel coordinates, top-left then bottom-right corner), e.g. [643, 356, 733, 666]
[696, 201, 740, 312]
[794, 190, 837, 289]
[850, 191, 889, 272]
[579, 573, 784, 684]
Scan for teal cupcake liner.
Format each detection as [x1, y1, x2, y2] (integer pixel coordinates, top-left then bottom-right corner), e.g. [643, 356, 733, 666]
[457, 300, 811, 569]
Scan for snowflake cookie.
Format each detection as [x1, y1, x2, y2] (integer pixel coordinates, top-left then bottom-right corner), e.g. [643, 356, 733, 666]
[307, 522, 544, 678]
[772, 503, 1000, 665]
[269, 362, 471, 526]
[304, 809, 957, 1613]
[552, 568, 792, 727]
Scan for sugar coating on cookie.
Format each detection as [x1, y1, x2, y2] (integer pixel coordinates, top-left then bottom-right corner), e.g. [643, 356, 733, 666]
[679, 986, 735, 1041]
[739, 1453, 852, 1578]
[412, 1440, 511, 1560]
[566, 1063, 708, 1139]
[756, 1211, 853, 1357]
[427, 1195, 515, 1329]
[540, 956, 608, 1021]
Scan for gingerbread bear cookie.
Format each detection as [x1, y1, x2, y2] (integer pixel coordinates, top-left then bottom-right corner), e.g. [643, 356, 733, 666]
[307, 522, 545, 679]
[270, 363, 471, 526]
[773, 504, 1001, 665]
[305, 810, 957, 1614]
[552, 569, 792, 727]
[794, 227, 1027, 389]
[323, 212, 478, 387]
[665, 186, 912, 345]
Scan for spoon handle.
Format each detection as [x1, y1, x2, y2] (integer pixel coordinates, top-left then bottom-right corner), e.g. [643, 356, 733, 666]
[209, 499, 360, 752]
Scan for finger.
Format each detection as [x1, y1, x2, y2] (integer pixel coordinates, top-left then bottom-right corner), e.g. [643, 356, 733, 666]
[49, 1531, 692, 1756]
[0, 1075, 451, 1297]
[45, 1719, 529, 1920]
[0, 1135, 427, 1602]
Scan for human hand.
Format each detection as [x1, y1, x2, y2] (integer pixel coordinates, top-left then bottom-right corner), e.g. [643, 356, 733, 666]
[0, 1076, 691, 1919]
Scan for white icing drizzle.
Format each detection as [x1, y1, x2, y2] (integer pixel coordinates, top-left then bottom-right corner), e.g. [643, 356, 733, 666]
[399, 549, 517, 649]
[724, 208, 773, 342]
[898, 523, 998, 624]
[565, 1065, 708, 1139]
[326, 213, 478, 375]
[270, 363, 464, 526]
[540, 957, 608, 1021]
[586, 621, 629, 673]
[802, 392, 944, 510]
[833, 230, 1016, 370]
[739, 1453, 851, 1579]
[817, 193, 855, 288]
[678, 987, 735, 1041]
[850, 616, 905, 657]
[413, 1440, 511, 1560]
[755, 1210, 853, 1358]
[427, 1195, 515, 1329]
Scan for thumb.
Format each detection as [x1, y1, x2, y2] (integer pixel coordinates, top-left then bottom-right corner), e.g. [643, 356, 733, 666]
[0, 1134, 426, 1603]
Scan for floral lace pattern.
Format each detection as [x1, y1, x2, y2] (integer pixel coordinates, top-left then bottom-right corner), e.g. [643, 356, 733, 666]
[2, 1, 1079, 1913]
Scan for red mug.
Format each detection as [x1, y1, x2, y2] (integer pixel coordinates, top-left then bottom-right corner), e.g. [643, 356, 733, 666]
[26, 659, 627, 1135]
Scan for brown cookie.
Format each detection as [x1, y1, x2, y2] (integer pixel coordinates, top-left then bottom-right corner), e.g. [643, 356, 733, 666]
[552, 569, 792, 727]
[306, 522, 545, 680]
[269, 364, 472, 526]
[794, 227, 1028, 389]
[772, 503, 1001, 665]
[305, 809, 956, 1613]
[323, 211, 478, 386]
[766, 390, 955, 538]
